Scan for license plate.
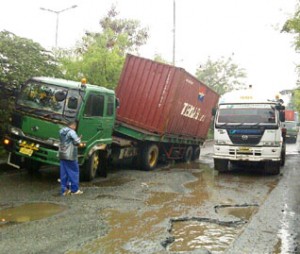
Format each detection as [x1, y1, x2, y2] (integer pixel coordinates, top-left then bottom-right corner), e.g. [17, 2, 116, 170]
[238, 147, 250, 152]
[19, 147, 34, 156]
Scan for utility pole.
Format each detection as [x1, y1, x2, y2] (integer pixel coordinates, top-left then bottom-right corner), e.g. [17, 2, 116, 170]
[40, 5, 77, 48]
[172, 0, 176, 66]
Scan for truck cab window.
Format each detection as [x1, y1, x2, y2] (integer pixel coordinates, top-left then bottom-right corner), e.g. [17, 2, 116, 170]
[84, 94, 104, 117]
[107, 96, 114, 116]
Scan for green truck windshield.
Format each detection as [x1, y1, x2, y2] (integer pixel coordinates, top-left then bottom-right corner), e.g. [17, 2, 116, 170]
[16, 80, 82, 121]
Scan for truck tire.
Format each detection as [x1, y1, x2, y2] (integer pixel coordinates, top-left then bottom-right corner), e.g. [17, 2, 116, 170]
[280, 147, 286, 167]
[191, 146, 201, 161]
[214, 158, 229, 172]
[97, 151, 108, 178]
[140, 144, 159, 171]
[183, 146, 193, 163]
[81, 151, 99, 181]
[264, 161, 280, 175]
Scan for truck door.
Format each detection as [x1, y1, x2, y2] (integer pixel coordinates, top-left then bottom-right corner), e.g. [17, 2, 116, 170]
[78, 93, 114, 144]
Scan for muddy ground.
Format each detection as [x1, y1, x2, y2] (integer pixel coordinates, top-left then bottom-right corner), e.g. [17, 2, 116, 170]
[0, 141, 300, 254]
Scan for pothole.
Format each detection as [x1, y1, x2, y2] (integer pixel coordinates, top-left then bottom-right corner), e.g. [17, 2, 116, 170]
[163, 217, 246, 253]
[215, 204, 259, 221]
[0, 202, 67, 227]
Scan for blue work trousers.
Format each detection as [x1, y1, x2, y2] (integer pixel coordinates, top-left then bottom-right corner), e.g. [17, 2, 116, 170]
[60, 160, 80, 194]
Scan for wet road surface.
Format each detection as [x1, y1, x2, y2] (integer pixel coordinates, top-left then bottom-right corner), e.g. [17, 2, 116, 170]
[0, 140, 299, 253]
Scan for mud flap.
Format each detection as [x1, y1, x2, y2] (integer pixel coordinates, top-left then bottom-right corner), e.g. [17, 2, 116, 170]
[7, 152, 21, 169]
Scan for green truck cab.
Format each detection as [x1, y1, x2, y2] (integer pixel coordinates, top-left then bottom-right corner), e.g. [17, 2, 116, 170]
[4, 77, 116, 180]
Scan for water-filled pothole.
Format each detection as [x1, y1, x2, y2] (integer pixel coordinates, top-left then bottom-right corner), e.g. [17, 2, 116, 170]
[165, 217, 245, 253]
[215, 204, 259, 221]
[0, 202, 67, 227]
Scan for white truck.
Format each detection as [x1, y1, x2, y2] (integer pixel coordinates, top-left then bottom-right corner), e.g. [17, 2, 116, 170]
[213, 88, 286, 175]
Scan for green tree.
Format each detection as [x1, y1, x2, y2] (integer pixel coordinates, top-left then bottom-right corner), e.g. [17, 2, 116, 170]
[0, 30, 62, 86]
[0, 30, 62, 139]
[153, 53, 170, 64]
[292, 89, 300, 114]
[282, 5, 300, 51]
[58, 5, 149, 89]
[195, 56, 247, 95]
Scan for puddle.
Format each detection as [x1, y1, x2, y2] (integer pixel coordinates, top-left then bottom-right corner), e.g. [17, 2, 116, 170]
[215, 204, 259, 221]
[145, 192, 178, 206]
[0, 202, 67, 226]
[67, 207, 183, 254]
[168, 219, 243, 253]
[163, 161, 203, 171]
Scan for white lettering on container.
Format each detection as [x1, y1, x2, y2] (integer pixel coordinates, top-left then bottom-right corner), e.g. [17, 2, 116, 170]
[186, 79, 194, 85]
[181, 102, 206, 122]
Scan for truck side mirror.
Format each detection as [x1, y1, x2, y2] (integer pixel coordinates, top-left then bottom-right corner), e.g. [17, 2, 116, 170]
[55, 90, 67, 102]
[116, 98, 120, 109]
[279, 111, 285, 122]
[67, 96, 78, 109]
[211, 108, 217, 116]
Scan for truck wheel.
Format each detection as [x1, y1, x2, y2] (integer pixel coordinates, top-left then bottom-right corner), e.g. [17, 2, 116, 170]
[183, 146, 193, 163]
[97, 151, 108, 178]
[280, 148, 286, 167]
[191, 146, 201, 161]
[23, 158, 41, 175]
[214, 158, 229, 172]
[264, 161, 280, 175]
[140, 144, 159, 171]
[81, 151, 99, 181]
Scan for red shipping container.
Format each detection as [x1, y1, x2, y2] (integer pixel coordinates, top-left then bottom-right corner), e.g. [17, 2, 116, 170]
[116, 54, 219, 139]
[285, 110, 295, 121]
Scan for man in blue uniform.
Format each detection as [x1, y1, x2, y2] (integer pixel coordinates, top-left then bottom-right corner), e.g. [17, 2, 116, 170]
[59, 121, 83, 195]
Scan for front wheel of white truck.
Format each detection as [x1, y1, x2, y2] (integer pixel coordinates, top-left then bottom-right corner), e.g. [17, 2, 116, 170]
[214, 158, 229, 172]
[264, 161, 280, 175]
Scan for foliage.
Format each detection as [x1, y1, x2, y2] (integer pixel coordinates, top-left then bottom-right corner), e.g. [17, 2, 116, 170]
[195, 56, 247, 95]
[0, 30, 62, 86]
[292, 89, 300, 114]
[153, 53, 170, 64]
[281, 5, 300, 51]
[0, 30, 62, 139]
[57, 5, 149, 89]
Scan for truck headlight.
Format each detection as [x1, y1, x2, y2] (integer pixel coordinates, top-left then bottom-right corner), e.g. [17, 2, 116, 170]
[79, 142, 86, 148]
[10, 127, 22, 136]
[261, 141, 280, 147]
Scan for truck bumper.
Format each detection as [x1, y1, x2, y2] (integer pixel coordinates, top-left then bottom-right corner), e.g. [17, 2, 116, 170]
[4, 135, 86, 168]
[213, 145, 281, 162]
[3, 135, 60, 167]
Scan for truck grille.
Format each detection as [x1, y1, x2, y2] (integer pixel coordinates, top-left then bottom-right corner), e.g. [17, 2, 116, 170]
[228, 134, 262, 145]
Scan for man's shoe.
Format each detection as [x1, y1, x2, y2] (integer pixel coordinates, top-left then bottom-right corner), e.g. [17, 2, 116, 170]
[62, 189, 71, 196]
[71, 190, 83, 195]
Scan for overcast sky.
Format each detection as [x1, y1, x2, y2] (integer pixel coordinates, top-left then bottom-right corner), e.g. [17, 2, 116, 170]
[1, 0, 299, 94]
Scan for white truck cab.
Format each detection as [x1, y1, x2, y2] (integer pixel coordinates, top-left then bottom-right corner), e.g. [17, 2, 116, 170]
[213, 88, 286, 174]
